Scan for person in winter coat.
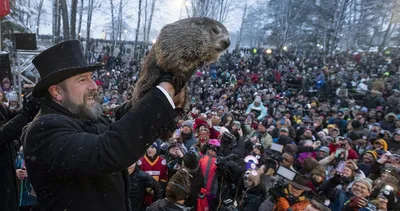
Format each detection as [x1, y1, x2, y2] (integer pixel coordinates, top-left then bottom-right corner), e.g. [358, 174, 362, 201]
[15, 146, 40, 211]
[179, 120, 198, 151]
[238, 169, 266, 211]
[181, 152, 204, 209]
[128, 163, 163, 211]
[0, 96, 39, 211]
[198, 139, 220, 210]
[386, 89, 400, 113]
[321, 175, 374, 211]
[138, 142, 168, 206]
[146, 169, 191, 211]
[245, 96, 267, 121]
[22, 40, 186, 210]
[259, 174, 311, 211]
[380, 113, 397, 132]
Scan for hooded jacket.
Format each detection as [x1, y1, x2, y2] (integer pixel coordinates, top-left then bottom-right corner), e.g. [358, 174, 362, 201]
[246, 96, 267, 121]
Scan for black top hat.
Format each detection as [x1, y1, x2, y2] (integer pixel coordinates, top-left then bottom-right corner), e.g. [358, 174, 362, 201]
[32, 40, 103, 98]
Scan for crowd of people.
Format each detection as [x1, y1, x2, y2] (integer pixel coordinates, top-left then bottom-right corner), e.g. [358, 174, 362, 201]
[2, 43, 400, 211]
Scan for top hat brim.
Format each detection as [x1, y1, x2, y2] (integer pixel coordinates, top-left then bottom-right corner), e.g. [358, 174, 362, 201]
[32, 63, 104, 98]
[288, 181, 311, 191]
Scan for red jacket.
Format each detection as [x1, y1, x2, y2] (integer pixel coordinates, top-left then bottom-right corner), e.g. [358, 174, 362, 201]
[199, 155, 217, 194]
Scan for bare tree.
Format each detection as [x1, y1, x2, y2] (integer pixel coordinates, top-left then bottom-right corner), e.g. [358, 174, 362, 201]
[142, 0, 148, 56]
[70, 0, 78, 39]
[117, 0, 123, 41]
[133, 0, 142, 60]
[235, 0, 247, 52]
[33, 0, 45, 35]
[77, 0, 84, 38]
[60, 0, 70, 40]
[110, 0, 116, 50]
[145, 0, 157, 46]
[84, 0, 95, 55]
[52, 0, 62, 43]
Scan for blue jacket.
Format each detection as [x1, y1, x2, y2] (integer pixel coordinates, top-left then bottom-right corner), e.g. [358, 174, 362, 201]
[246, 103, 267, 121]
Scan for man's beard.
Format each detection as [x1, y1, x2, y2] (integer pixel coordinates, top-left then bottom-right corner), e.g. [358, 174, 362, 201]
[61, 91, 102, 121]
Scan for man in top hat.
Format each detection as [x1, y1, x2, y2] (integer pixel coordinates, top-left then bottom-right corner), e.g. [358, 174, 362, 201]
[21, 40, 193, 211]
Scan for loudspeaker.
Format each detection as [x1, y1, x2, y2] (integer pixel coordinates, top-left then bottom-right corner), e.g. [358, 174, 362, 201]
[0, 52, 11, 84]
[13, 33, 37, 50]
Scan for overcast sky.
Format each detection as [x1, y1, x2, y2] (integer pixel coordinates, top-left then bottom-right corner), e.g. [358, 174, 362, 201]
[39, 0, 247, 40]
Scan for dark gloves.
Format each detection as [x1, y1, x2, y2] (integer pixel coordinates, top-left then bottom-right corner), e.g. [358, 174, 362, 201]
[158, 64, 201, 95]
[330, 172, 345, 185]
[22, 94, 41, 119]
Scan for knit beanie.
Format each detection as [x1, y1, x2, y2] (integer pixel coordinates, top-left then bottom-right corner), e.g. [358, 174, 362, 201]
[353, 178, 373, 193]
[364, 150, 378, 160]
[166, 170, 191, 201]
[182, 120, 193, 128]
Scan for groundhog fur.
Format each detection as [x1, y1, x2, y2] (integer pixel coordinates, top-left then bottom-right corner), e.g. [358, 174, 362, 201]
[131, 17, 230, 108]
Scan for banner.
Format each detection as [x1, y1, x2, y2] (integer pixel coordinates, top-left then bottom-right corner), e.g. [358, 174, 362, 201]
[0, 0, 10, 17]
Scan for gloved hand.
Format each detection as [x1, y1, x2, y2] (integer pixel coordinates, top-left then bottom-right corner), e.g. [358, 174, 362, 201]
[346, 196, 368, 209]
[22, 94, 40, 119]
[331, 172, 345, 185]
[159, 64, 201, 96]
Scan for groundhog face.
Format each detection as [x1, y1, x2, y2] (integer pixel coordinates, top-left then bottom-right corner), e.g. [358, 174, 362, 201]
[154, 17, 230, 72]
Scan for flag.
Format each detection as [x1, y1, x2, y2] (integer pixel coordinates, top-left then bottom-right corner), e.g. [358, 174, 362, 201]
[0, 0, 10, 17]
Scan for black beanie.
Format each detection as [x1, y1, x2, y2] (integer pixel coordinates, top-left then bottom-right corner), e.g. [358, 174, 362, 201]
[182, 152, 198, 170]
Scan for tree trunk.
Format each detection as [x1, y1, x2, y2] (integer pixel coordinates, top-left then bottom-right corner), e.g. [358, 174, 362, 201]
[52, 0, 60, 44]
[142, 0, 148, 57]
[133, 0, 142, 60]
[77, 0, 84, 38]
[60, 0, 70, 40]
[70, 0, 78, 39]
[118, 0, 123, 41]
[235, 0, 247, 52]
[146, 0, 156, 45]
[378, 12, 395, 53]
[85, 0, 94, 55]
[110, 0, 115, 51]
[36, 0, 44, 35]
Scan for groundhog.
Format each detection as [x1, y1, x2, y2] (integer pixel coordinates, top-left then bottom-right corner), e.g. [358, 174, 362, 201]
[131, 17, 230, 107]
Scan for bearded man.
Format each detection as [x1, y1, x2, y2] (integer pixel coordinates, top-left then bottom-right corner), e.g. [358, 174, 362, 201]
[21, 40, 190, 211]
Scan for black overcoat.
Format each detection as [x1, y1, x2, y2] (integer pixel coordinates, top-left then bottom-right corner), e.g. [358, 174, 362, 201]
[22, 88, 176, 211]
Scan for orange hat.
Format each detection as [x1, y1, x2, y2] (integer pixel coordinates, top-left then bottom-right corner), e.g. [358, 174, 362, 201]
[374, 139, 388, 151]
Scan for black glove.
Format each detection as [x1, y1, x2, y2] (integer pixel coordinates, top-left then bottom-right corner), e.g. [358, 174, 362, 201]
[158, 62, 202, 95]
[22, 94, 41, 119]
[331, 172, 346, 185]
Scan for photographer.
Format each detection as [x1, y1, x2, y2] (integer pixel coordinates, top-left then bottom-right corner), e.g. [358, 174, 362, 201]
[260, 174, 312, 211]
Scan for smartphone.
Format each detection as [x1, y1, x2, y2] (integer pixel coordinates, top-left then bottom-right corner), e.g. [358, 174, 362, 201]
[336, 161, 346, 173]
